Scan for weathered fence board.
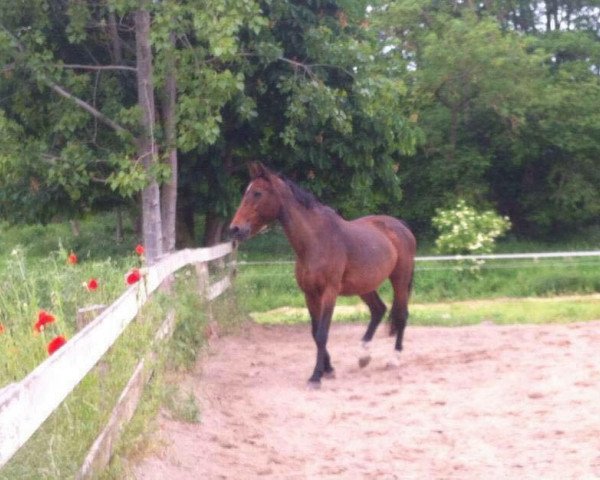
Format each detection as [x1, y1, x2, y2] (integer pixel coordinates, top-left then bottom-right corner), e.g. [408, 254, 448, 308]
[76, 310, 177, 480]
[76, 360, 147, 480]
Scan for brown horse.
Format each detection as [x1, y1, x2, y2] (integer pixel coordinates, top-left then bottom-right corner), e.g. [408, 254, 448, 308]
[230, 163, 416, 387]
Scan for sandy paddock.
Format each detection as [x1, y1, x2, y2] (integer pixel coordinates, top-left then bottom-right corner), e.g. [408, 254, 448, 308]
[134, 320, 600, 479]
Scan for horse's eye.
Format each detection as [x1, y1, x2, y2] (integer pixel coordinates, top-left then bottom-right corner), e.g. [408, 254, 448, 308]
[252, 191, 262, 199]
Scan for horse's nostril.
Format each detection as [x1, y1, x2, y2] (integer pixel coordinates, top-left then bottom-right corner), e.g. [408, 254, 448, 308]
[229, 226, 240, 237]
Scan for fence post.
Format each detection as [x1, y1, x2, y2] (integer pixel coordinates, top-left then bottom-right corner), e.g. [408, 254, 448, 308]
[195, 262, 210, 298]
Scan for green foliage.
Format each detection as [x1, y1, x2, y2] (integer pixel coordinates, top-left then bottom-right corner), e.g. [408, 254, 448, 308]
[0, 212, 139, 260]
[236, 255, 600, 314]
[432, 199, 511, 255]
[505, 30, 600, 234]
[0, 0, 599, 243]
[372, 0, 600, 237]
[184, 0, 422, 227]
[0, 0, 266, 226]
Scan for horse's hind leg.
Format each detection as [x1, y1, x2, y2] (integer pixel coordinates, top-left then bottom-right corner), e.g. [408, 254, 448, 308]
[361, 291, 387, 341]
[390, 296, 409, 350]
[387, 268, 413, 367]
[358, 291, 387, 368]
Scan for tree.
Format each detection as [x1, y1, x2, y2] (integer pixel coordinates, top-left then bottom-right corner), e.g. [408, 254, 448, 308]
[1, 0, 598, 244]
[502, 30, 600, 234]
[374, 3, 543, 231]
[134, 6, 163, 260]
[372, 0, 600, 237]
[0, 0, 265, 259]
[183, 0, 422, 245]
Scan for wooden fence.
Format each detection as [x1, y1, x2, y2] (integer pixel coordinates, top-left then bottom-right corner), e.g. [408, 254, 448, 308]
[0, 243, 234, 476]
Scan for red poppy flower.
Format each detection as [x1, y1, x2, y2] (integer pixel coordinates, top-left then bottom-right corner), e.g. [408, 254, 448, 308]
[86, 278, 99, 291]
[34, 310, 56, 333]
[47, 335, 67, 355]
[135, 244, 145, 256]
[0, 323, 5, 335]
[125, 268, 141, 285]
[67, 252, 78, 265]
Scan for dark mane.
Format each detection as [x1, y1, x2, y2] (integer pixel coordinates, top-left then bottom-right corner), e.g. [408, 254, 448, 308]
[279, 175, 321, 210]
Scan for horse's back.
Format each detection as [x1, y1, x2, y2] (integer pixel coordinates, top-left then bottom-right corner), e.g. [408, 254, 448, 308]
[355, 215, 416, 255]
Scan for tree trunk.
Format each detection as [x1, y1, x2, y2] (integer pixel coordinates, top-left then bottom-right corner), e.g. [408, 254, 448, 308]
[107, 11, 123, 64]
[203, 211, 226, 246]
[448, 105, 459, 163]
[160, 32, 178, 253]
[135, 8, 163, 263]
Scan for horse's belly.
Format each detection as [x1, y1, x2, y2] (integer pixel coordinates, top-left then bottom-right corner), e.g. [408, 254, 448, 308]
[339, 257, 395, 295]
[339, 271, 391, 295]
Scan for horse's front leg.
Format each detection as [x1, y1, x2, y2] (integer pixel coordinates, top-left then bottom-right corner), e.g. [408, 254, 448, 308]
[306, 289, 337, 387]
[306, 293, 334, 378]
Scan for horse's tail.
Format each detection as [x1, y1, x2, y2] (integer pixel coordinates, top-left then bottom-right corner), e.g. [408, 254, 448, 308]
[380, 217, 415, 336]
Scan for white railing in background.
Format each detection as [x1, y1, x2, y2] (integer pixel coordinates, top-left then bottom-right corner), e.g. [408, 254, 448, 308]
[0, 243, 234, 476]
[236, 250, 600, 266]
[415, 250, 600, 262]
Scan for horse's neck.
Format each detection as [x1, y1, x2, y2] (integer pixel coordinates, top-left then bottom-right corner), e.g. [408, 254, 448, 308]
[279, 202, 340, 259]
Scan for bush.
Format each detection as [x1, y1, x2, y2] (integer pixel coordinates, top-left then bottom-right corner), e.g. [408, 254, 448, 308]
[432, 199, 511, 255]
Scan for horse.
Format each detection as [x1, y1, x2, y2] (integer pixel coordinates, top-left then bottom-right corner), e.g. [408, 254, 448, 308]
[229, 162, 416, 387]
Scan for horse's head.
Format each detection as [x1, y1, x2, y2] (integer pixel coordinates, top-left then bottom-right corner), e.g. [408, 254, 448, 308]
[229, 162, 283, 242]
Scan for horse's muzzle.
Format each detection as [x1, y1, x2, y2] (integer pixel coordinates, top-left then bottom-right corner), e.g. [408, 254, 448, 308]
[229, 224, 250, 242]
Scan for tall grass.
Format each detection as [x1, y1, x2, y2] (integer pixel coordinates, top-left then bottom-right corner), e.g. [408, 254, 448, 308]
[0, 215, 246, 479]
[0, 249, 135, 387]
[0, 271, 224, 480]
[0, 212, 137, 262]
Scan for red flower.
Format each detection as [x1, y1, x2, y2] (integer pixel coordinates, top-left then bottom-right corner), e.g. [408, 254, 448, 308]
[47, 335, 67, 355]
[135, 244, 145, 256]
[125, 268, 141, 285]
[86, 278, 99, 291]
[34, 310, 56, 333]
[0, 323, 5, 335]
[67, 252, 78, 265]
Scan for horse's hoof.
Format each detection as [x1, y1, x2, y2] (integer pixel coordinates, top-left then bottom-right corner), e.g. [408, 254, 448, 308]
[358, 355, 371, 369]
[307, 380, 321, 390]
[323, 369, 336, 379]
[385, 351, 402, 369]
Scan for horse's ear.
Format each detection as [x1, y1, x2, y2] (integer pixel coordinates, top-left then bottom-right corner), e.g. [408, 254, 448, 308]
[248, 161, 271, 180]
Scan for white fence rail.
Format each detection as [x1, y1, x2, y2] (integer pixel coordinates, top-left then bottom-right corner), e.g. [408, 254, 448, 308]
[237, 250, 600, 266]
[415, 250, 600, 262]
[0, 243, 234, 471]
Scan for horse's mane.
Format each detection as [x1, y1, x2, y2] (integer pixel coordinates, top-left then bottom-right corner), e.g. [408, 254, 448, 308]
[278, 175, 322, 210]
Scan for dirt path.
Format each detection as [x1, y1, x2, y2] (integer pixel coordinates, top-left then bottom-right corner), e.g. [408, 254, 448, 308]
[134, 320, 600, 479]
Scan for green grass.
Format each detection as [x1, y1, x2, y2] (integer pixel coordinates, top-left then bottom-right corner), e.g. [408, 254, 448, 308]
[235, 256, 600, 313]
[0, 250, 139, 387]
[235, 227, 600, 313]
[0, 212, 139, 262]
[251, 295, 600, 326]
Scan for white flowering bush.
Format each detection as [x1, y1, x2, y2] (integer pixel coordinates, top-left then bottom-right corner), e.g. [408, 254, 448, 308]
[432, 199, 511, 255]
